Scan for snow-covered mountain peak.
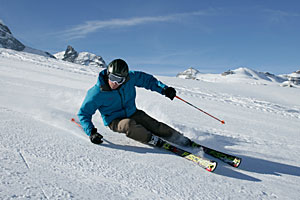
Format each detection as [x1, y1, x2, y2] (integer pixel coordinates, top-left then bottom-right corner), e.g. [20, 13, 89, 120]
[291, 69, 300, 76]
[176, 67, 201, 79]
[233, 67, 256, 75]
[54, 45, 106, 68]
[280, 69, 300, 86]
[230, 67, 280, 81]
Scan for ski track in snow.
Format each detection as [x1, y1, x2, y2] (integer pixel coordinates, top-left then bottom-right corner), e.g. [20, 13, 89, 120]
[1, 49, 300, 199]
[0, 108, 222, 200]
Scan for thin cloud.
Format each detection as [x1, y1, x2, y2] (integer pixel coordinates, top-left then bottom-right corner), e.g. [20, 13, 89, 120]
[60, 9, 216, 40]
[264, 9, 300, 17]
[263, 9, 300, 23]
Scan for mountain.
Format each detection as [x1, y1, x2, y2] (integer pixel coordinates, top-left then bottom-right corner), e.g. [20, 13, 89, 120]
[224, 67, 287, 83]
[1, 48, 300, 199]
[54, 45, 106, 68]
[176, 67, 299, 87]
[280, 69, 300, 87]
[0, 21, 55, 58]
[289, 70, 300, 83]
[176, 67, 201, 79]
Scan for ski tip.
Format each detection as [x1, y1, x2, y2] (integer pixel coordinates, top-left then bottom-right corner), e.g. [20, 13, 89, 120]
[221, 120, 225, 124]
[233, 158, 242, 168]
[71, 118, 75, 121]
[206, 162, 217, 172]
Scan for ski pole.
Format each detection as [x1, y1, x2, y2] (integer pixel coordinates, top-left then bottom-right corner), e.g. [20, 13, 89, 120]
[71, 118, 83, 129]
[175, 96, 225, 124]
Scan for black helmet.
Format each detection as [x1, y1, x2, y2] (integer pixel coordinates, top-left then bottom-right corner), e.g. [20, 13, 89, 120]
[107, 59, 129, 77]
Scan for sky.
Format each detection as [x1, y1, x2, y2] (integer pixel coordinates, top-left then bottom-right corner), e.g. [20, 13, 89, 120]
[1, 0, 300, 76]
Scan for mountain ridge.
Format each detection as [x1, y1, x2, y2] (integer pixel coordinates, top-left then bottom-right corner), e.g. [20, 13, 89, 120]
[177, 67, 300, 87]
[54, 45, 106, 68]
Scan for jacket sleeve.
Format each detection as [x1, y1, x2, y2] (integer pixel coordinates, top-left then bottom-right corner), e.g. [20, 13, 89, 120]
[131, 71, 167, 94]
[77, 86, 100, 136]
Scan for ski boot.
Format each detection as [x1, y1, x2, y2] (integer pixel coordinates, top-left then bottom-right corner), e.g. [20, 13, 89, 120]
[148, 135, 164, 147]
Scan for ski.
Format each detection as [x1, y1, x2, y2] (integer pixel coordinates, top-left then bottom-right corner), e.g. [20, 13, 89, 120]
[158, 140, 217, 172]
[191, 142, 241, 168]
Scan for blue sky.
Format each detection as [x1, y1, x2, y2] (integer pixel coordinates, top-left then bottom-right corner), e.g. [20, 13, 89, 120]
[1, 0, 300, 75]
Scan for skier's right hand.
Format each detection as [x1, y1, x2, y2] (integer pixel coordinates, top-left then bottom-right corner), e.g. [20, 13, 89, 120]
[90, 128, 103, 144]
[164, 87, 176, 100]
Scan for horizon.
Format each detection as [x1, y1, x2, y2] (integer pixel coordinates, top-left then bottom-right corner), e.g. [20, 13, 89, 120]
[1, 0, 300, 76]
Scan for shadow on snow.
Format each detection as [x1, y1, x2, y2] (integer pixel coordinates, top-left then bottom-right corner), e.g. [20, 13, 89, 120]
[100, 133, 300, 182]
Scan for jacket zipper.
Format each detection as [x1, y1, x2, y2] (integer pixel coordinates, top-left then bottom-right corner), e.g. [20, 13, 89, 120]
[117, 88, 127, 116]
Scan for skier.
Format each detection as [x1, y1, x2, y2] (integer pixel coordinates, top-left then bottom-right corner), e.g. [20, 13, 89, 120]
[78, 59, 192, 147]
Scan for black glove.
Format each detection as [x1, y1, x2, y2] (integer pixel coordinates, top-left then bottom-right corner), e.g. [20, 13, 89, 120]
[164, 87, 176, 100]
[90, 128, 103, 144]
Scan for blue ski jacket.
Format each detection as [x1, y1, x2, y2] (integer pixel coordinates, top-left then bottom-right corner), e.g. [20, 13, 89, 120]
[78, 69, 167, 136]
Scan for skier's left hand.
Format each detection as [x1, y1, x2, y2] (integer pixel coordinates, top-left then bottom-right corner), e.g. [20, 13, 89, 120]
[164, 87, 176, 100]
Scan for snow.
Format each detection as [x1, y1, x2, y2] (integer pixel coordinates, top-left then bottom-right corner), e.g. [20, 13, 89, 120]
[22, 47, 52, 58]
[1, 48, 300, 199]
[53, 51, 65, 60]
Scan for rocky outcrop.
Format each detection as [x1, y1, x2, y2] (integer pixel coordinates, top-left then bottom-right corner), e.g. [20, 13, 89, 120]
[55, 45, 106, 68]
[0, 22, 25, 51]
[62, 45, 79, 62]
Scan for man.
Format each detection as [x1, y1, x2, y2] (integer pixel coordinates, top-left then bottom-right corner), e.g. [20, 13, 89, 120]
[78, 59, 191, 147]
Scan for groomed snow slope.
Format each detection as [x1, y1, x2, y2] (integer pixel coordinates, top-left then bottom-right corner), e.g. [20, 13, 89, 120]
[0, 48, 300, 200]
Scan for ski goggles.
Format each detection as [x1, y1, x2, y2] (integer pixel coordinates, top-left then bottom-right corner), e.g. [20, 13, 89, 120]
[108, 73, 126, 85]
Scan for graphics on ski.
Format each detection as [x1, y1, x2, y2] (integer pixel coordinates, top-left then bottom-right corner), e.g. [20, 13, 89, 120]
[157, 140, 217, 172]
[191, 142, 242, 168]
